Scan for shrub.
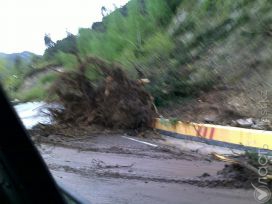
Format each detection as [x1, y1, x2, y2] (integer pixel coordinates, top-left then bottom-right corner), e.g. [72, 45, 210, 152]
[16, 85, 45, 102]
[55, 52, 78, 70]
[39, 73, 57, 84]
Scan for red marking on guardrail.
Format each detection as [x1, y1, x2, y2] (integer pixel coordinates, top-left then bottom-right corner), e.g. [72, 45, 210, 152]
[209, 128, 215, 140]
[196, 126, 203, 136]
[203, 127, 208, 138]
[195, 126, 215, 139]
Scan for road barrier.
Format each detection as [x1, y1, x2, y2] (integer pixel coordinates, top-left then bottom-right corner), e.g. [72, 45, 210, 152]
[154, 118, 272, 151]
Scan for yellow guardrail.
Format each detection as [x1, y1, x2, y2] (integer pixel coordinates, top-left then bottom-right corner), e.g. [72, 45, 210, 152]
[154, 118, 272, 150]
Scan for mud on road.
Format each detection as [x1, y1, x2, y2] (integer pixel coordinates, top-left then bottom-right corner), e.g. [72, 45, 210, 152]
[33, 132, 257, 204]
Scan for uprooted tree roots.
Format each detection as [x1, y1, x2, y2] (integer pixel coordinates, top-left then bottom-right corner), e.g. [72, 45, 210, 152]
[48, 56, 156, 130]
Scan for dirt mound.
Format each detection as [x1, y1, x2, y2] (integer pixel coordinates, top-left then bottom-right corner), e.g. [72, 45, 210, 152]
[48, 58, 155, 130]
[216, 163, 259, 188]
[159, 88, 272, 130]
[213, 153, 272, 189]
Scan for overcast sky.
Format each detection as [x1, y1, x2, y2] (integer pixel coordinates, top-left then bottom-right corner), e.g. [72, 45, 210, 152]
[0, 0, 128, 55]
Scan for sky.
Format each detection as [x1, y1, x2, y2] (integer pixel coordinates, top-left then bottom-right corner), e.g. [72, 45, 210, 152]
[0, 0, 128, 55]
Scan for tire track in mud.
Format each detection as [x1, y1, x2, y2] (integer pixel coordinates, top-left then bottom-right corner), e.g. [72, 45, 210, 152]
[48, 163, 237, 188]
[40, 140, 201, 161]
[39, 135, 240, 189]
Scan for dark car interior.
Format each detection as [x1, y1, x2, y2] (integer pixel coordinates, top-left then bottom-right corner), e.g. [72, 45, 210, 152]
[0, 86, 86, 204]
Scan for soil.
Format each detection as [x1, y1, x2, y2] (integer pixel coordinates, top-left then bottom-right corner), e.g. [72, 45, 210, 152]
[48, 56, 156, 130]
[216, 163, 261, 189]
[159, 87, 272, 130]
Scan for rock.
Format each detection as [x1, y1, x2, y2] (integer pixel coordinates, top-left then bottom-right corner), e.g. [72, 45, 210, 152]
[201, 172, 210, 177]
[231, 120, 238, 126]
[236, 118, 254, 128]
[204, 115, 217, 123]
[251, 124, 264, 130]
[252, 119, 271, 130]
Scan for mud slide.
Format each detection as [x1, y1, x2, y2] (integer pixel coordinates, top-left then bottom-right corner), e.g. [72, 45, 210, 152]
[49, 56, 155, 130]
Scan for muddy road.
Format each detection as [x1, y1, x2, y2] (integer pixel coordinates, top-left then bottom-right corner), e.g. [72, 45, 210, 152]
[38, 134, 255, 204]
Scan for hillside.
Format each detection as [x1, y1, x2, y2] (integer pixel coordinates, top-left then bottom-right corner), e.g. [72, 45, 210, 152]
[158, 0, 272, 129]
[0, 51, 36, 68]
[0, 51, 40, 100]
[6, 0, 272, 129]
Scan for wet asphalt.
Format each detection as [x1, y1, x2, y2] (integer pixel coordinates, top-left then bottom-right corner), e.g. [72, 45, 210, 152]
[39, 134, 256, 204]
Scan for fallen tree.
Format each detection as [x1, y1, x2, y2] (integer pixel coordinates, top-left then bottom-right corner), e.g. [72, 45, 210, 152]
[48, 56, 156, 130]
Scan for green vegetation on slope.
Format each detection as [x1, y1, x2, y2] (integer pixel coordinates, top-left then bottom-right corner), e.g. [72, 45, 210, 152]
[0, 51, 60, 101]
[43, 0, 182, 104]
[0, 54, 32, 97]
[42, 0, 271, 107]
[3, 0, 272, 110]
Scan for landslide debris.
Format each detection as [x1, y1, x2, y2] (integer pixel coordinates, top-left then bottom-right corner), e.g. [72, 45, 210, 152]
[212, 152, 272, 189]
[48, 56, 156, 130]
